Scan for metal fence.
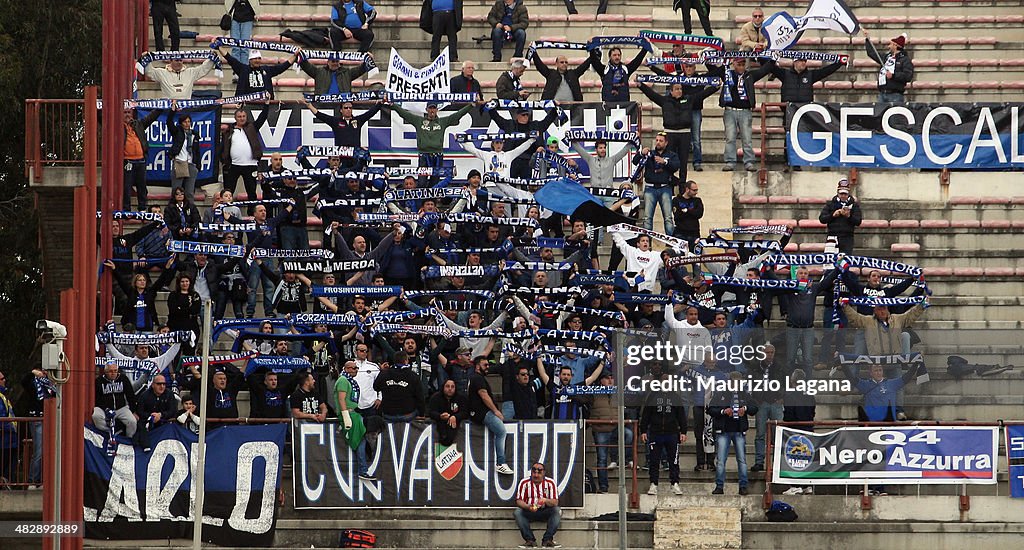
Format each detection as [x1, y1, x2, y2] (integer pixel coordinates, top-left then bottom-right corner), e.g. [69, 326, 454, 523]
[0, 417, 44, 489]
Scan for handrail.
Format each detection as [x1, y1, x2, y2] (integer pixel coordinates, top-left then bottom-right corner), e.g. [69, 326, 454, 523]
[24, 98, 89, 183]
[758, 102, 788, 186]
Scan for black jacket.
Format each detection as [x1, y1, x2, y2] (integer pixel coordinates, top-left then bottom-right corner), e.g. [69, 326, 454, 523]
[427, 391, 469, 424]
[865, 39, 914, 93]
[535, 55, 589, 101]
[750, 358, 789, 404]
[164, 201, 203, 240]
[766, 60, 843, 103]
[419, 0, 464, 33]
[495, 71, 522, 100]
[111, 266, 178, 331]
[708, 390, 758, 433]
[374, 366, 426, 416]
[95, 374, 137, 412]
[707, 62, 772, 109]
[450, 74, 482, 97]
[639, 82, 717, 131]
[639, 388, 688, 435]
[489, 108, 560, 160]
[818, 195, 862, 237]
[168, 112, 202, 164]
[136, 388, 178, 421]
[672, 195, 703, 235]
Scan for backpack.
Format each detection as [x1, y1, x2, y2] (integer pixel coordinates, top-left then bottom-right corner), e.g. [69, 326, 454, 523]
[340, 529, 377, 548]
[765, 500, 798, 522]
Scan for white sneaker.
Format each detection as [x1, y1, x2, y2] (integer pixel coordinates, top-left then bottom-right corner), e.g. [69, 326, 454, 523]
[672, 483, 683, 495]
[782, 487, 803, 495]
[607, 461, 618, 470]
[803, 486, 814, 494]
[496, 463, 514, 475]
[647, 484, 658, 495]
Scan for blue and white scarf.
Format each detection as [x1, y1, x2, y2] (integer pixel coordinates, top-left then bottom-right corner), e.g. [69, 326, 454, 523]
[635, 75, 722, 86]
[722, 68, 748, 104]
[135, 50, 222, 76]
[297, 49, 378, 77]
[98, 210, 165, 223]
[293, 313, 363, 326]
[561, 130, 640, 147]
[167, 239, 245, 257]
[586, 36, 653, 52]
[387, 92, 479, 103]
[311, 285, 402, 297]
[526, 40, 589, 61]
[384, 187, 467, 202]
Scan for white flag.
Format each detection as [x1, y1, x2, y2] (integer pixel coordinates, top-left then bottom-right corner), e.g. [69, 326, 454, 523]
[385, 47, 452, 114]
[761, 0, 861, 50]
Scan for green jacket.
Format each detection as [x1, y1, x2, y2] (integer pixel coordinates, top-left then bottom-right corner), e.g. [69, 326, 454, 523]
[299, 59, 369, 95]
[393, 103, 475, 154]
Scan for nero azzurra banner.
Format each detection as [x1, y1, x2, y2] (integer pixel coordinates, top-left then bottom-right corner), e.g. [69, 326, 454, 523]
[293, 420, 585, 508]
[83, 423, 287, 545]
[772, 426, 999, 485]
[786, 103, 1024, 169]
[138, 108, 221, 184]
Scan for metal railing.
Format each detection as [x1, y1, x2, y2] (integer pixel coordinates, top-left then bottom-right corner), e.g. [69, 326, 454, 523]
[0, 417, 44, 489]
[587, 418, 642, 509]
[24, 99, 90, 182]
[757, 102, 789, 186]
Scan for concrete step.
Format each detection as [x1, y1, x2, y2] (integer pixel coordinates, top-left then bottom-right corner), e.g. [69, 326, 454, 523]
[742, 521, 1024, 550]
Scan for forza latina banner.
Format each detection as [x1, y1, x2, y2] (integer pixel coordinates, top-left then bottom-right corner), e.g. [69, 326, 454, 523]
[83, 423, 287, 546]
[293, 420, 585, 508]
[772, 426, 999, 485]
[786, 103, 1024, 169]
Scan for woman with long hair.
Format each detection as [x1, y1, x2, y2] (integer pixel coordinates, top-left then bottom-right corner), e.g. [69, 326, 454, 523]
[164, 186, 202, 241]
[104, 256, 178, 332]
[167, 272, 202, 353]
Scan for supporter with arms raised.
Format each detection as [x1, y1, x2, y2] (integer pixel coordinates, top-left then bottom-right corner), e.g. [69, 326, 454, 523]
[300, 98, 382, 153]
[863, 28, 914, 105]
[590, 46, 647, 103]
[105, 257, 178, 332]
[706, 56, 772, 172]
[488, 106, 559, 179]
[514, 462, 562, 548]
[299, 52, 374, 95]
[141, 54, 214, 99]
[217, 46, 299, 99]
[391, 98, 481, 173]
[638, 81, 718, 186]
[534, 53, 590, 102]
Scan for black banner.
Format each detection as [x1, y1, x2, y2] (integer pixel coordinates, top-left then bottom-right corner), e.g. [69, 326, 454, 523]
[292, 420, 585, 508]
[786, 102, 1024, 169]
[84, 424, 286, 546]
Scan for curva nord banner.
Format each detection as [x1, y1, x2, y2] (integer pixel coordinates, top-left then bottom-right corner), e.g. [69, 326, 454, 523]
[772, 426, 999, 485]
[786, 102, 1024, 169]
[293, 419, 585, 508]
[83, 423, 287, 546]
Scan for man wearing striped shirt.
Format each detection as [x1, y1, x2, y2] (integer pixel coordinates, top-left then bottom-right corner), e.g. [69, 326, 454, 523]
[514, 462, 562, 548]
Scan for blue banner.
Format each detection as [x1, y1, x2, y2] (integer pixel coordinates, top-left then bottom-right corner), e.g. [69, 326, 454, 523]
[786, 103, 1024, 169]
[140, 108, 220, 184]
[245, 102, 639, 182]
[1007, 424, 1024, 498]
[83, 423, 287, 545]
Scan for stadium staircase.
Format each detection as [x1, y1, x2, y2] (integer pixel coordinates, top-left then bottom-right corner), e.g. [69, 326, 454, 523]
[16, 0, 1024, 548]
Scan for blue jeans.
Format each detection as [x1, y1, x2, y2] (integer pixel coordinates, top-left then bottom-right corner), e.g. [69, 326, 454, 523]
[514, 506, 560, 543]
[878, 92, 906, 105]
[501, 400, 515, 419]
[786, 326, 815, 375]
[594, 427, 634, 490]
[491, 28, 526, 60]
[754, 402, 784, 466]
[715, 431, 748, 489]
[29, 419, 43, 484]
[246, 262, 276, 318]
[482, 411, 508, 465]
[231, 20, 255, 65]
[383, 412, 416, 423]
[691, 110, 704, 166]
[643, 186, 674, 235]
[723, 108, 754, 167]
[279, 225, 309, 251]
[353, 438, 369, 476]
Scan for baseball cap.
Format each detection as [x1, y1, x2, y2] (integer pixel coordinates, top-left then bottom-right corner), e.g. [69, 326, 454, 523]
[546, 136, 559, 146]
[516, 108, 530, 115]
[248, 50, 262, 60]
[426, 102, 439, 109]
[467, 169, 481, 179]
[455, 346, 472, 356]
[837, 179, 850, 193]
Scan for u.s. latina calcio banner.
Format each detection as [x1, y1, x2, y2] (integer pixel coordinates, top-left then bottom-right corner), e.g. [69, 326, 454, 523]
[293, 420, 585, 508]
[773, 426, 999, 485]
[786, 103, 1024, 169]
[84, 423, 287, 546]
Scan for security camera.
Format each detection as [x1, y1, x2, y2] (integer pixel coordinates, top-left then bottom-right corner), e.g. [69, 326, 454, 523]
[36, 319, 68, 340]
